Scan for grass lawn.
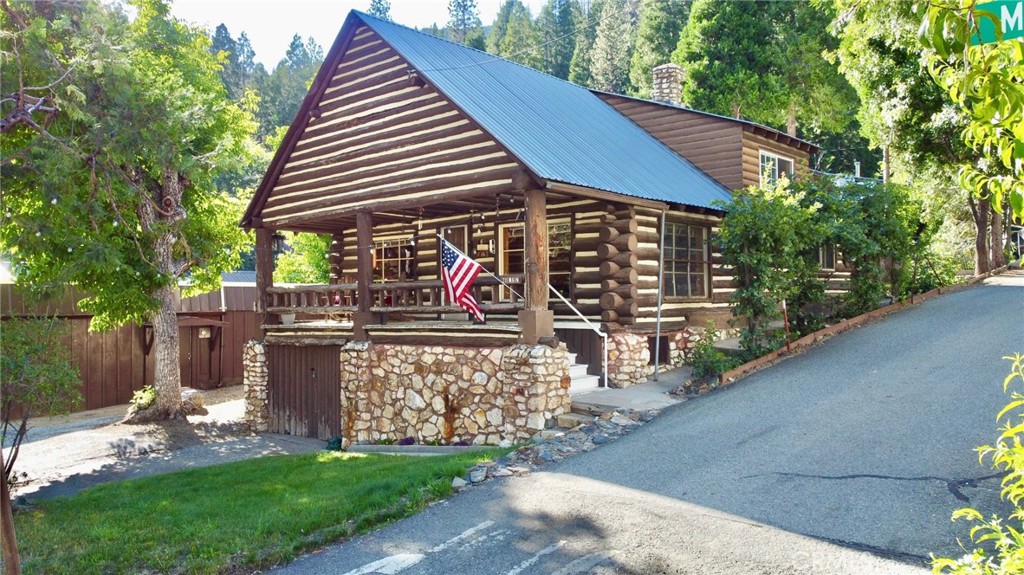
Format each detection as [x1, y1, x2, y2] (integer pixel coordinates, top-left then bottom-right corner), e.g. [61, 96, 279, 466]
[15, 449, 507, 574]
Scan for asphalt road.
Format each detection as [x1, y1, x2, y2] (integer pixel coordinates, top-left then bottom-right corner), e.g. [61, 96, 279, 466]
[271, 273, 1023, 575]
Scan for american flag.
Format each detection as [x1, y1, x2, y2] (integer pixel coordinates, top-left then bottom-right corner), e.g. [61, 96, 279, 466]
[440, 238, 484, 323]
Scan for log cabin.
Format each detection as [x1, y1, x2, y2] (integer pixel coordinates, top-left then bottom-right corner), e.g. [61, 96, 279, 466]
[239, 11, 827, 443]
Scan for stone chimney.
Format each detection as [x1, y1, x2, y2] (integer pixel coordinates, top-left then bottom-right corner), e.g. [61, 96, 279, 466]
[651, 63, 683, 105]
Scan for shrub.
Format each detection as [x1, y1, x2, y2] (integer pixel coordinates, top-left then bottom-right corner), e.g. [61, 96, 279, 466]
[0, 317, 82, 482]
[931, 354, 1024, 574]
[689, 323, 739, 379]
[129, 385, 156, 414]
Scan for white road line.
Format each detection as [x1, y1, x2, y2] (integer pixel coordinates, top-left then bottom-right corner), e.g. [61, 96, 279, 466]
[430, 520, 496, 552]
[338, 553, 425, 575]
[550, 550, 620, 575]
[504, 541, 567, 575]
[339, 520, 496, 575]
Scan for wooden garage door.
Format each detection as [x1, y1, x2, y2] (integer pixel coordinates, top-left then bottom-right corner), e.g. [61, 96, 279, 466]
[267, 345, 341, 440]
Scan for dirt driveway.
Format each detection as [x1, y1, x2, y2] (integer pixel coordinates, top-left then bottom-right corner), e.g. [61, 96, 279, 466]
[9, 386, 323, 501]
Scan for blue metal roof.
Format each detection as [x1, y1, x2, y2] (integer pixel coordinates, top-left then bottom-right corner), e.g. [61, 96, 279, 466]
[356, 12, 732, 210]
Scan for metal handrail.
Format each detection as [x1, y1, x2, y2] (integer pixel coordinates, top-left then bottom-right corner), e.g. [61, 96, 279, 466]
[549, 284, 608, 388]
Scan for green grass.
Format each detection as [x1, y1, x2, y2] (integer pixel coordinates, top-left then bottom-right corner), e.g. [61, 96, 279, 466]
[15, 449, 507, 574]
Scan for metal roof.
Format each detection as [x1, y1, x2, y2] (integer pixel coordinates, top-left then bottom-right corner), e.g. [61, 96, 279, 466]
[590, 89, 820, 154]
[356, 12, 732, 210]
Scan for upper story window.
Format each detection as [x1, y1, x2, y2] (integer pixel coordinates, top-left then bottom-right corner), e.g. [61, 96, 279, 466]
[760, 150, 795, 187]
[663, 221, 710, 299]
[819, 244, 836, 271]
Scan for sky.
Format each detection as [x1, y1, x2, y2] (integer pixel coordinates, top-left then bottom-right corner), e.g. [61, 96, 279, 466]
[170, 0, 548, 69]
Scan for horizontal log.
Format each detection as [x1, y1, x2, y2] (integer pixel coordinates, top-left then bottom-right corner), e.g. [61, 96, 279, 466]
[603, 278, 658, 291]
[598, 294, 638, 317]
[267, 283, 358, 294]
[370, 303, 524, 313]
[611, 233, 638, 251]
[574, 252, 638, 269]
[574, 284, 637, 300]
[596, 243, 620, 260]
[268, 305, 358, 314]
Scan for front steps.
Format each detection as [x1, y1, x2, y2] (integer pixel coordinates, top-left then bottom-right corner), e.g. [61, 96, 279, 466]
[567, 352, 601, 395]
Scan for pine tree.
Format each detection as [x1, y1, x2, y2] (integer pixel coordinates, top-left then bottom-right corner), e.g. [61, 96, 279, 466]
[448, 0, 482, 45]
[590, 0, 639, 92]
[629, 0, 690, 97]
[538, 0, 583, 80]
[672, 0, 785, 120]
[488, 0, 519, 54]
[368, 0, 391, 20]
[568, 0, 605, 86]
[499, 1, 542, 68]
[210, 24, 242, 100]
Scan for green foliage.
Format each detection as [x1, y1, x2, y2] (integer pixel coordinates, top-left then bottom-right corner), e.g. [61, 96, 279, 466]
[14, 449, 509, 574]
[255, 33, 322, 141]
[0, 0, 255, 331]
[568, 0, 605, 86]
[274, 232, 331, 284]
[715, 179, 822, 351]
[537, 0, 583, 79]
[931, 354, 1024, 575]
[920, 1, 1024, 223]
[688, 322, 738, 379]
[0, 318, 82, 477]
[129, 386, 157, 414]
[368, 0, 392, 21]
[629, 0, 690, 97]
[448, 0, 483, 45]
[590, 0, 640, 93]
[494, 0, 543, 68]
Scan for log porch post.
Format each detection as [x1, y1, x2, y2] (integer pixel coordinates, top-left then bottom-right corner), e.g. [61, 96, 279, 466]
[519, 187, 554, 344]
[353, 211, 378, 341]
[255, 227, 276, 337]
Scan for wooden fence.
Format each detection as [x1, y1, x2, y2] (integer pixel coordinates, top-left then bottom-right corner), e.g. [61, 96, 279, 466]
[1, 283, 260, 412]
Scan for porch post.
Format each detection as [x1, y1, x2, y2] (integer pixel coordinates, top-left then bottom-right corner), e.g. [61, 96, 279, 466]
[519, 188, 554, 344]
[353, 211, 378, 341]
[255, 227, 276, 337]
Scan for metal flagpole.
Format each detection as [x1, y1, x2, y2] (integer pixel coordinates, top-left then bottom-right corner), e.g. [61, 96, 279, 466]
[437, 234, 525, 300]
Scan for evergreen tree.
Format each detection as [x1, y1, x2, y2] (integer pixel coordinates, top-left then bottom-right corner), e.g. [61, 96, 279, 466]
[629, 0, 689, 97]
[568, 0, 605, 86]
[590, 0, 639, 92]
[210, 23, 242, 100]
[499, 1, 542, 68]
[256, 34, 323, 140]
[448, 0, 482, 45]
[538, 0, 582, 79]
[488, 0, 518, 54]
[236, 32, 265, 96]
[368, 0, 391, 20]
[672, 0, 785, 120]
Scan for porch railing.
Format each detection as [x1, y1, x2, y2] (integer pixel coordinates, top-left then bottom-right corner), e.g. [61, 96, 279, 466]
[264, 275, 525, 317]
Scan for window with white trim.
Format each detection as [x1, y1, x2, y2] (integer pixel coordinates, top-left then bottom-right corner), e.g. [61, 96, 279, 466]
[759, 150, 795, 187]
[497, 220, 572, 301]
[373, 238, 414, 282]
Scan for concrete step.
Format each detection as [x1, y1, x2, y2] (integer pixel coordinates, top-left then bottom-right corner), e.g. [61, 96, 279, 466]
[569, 374, 601, 395]
[569, 363, 590, 379]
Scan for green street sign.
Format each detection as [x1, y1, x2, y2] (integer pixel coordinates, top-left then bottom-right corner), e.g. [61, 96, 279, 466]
[972, 0, 1024, 45]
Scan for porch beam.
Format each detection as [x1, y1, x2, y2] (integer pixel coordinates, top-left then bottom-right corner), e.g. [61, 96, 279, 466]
[519, 187, 554, 344]
[544, 181, 668, 211]
[255, 227, 277, 336]
[353, 211, 378, 341]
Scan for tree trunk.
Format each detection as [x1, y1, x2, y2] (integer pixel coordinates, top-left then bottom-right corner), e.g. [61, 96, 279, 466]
[968, 196, 991, 275]
[991, 204, 1006, 269]
[786, 101, 797, 137]
[1, 448, 21, 575]
[151, 284, 183, 418]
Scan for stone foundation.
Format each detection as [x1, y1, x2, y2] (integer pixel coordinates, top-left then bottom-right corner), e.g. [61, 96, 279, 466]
[339, 342, 571, 445]
[607, 332, 654, 387]
[242, 339, 270, 432]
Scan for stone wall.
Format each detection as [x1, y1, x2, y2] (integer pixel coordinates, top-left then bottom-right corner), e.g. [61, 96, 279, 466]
[339, 342, 571, 446]
[242, 339, 269, 433]
[607, 332, 654, 387]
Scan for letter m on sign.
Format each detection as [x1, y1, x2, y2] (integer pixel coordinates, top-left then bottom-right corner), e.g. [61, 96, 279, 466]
[973, 0, 1024, 44]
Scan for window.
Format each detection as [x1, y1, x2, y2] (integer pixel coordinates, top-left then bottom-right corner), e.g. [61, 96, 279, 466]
[818, 244, 836, 271]
[759, 151, 795, 187]
[497, 220, 572, 301]
[439, 225, 468, 253]
[663, 222, 709, 299]
[373, 238, 414, 282]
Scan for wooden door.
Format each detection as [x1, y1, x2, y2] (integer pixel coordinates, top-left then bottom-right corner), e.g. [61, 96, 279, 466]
[267, 345, 341, 439]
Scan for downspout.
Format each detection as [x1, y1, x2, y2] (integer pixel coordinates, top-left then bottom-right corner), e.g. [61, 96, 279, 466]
[653, 209, 667, 381]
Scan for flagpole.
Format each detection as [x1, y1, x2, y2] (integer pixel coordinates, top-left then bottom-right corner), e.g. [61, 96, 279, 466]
[437, 234, 525, 301]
